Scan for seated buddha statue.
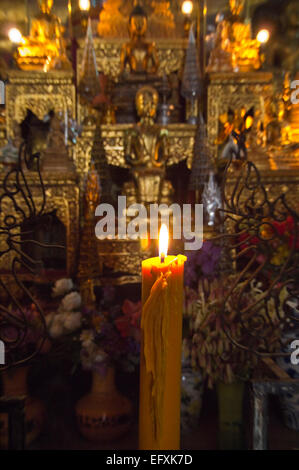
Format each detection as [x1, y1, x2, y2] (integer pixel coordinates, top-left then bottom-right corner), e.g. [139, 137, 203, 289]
[207, 0, 261, 73]
[206, 13, 233, 72]
[227, 0, 261, 71]
[98, 0, 176, 39]
[113, 4, 161, 122]
[41, 114, 75, 172]
[123, 86, 174, 205]
[17, 0, 71, 71]
[120, 5, 159, 78]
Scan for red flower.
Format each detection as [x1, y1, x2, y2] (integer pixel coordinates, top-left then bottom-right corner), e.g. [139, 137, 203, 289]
[115, 300, 142, 338]
[121, 299, 142, 328]
[115, 316, 131, 338]
[239, 232, 260, 257]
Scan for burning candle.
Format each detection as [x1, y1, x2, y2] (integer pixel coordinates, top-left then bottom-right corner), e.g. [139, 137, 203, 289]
[139, 224, 187, 450]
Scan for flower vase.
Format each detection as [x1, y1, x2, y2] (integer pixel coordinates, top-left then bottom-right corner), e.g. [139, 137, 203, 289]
[276, 330, 299, 431]
[76, 366, 133, 442]
[217, 381, 245, 450]
[0, 366, 44, 448]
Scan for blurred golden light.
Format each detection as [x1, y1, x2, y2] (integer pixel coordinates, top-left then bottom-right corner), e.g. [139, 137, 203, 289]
[245, 116, 254, 130]
[8, 28, 23, 44]
[256, 29, 270, 44]
[181, 1, 193, 15]
[79, 0, 90, 11]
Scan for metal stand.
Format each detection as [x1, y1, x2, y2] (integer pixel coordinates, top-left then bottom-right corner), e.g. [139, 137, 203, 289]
[0, 397, 25, 450]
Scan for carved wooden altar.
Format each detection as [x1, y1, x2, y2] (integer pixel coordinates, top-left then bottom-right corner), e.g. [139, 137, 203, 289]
[1, 17, 298, 289]
[76, 37, 186, 125]
[77, 38, 186, 81]
[0, 170, 79, 279]
[5, 70, 76, 139]
[207, 72, 273, 149]
[100, 123, 195, 168]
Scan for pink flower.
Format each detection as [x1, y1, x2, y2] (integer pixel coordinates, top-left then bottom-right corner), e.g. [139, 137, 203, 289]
[121, 299, 142, 327]
[115, 300, 142, 338]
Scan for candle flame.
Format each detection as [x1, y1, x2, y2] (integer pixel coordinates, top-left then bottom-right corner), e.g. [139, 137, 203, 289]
[159, 224, 168, 260]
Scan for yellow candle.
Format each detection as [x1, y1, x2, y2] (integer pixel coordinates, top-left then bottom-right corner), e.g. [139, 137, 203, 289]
[139, 224, 187, 450]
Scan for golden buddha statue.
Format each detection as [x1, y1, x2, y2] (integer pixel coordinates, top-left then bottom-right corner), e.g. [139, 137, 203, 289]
[17, 0, 71, 71]
[98, 0, 176, 39]
[228, 0, 261, 71]
[207, 0, 261, 73]
[120, 5, 159, 77]
[206, 13, 233, 72]
[41, 114, 75, 172]
[123, 86, 173, 205]
[265, 73, 298, 147]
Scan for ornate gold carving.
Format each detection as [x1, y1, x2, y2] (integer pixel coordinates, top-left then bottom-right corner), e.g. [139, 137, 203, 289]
[98, 0, 177, 39]
[6, 70, 76, 139]
[207, 72, 273, 152]
[16, 0, 71, 72]
[72, 123, 96, 191]
[0, 172, 80, 277]
[99, 123, 195, 168]
[77, 38, 186, 81]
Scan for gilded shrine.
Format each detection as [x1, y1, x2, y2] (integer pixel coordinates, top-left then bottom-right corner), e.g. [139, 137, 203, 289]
[1, 0, 299, 452]
[1, 0, 299, 290]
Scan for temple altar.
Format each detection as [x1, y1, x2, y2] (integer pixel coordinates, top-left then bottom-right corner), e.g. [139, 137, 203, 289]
[1, 27, 299, 287]
[1, 0, 299, 454]
[5, 70, 76, 139]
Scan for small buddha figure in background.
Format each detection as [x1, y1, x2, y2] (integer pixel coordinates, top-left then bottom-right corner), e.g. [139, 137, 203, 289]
[123, 86, 173, 205]
[228, 0, 249, 41]
[207, 0, 261, 73]
[228, 0, 261, 71]
[17, 0, 71, 71]
[120, 5, 159, 77]
[266, 1, 299, 143]
[98, 0, 176, 39]
[206, 13, 233, 72]
[41, 113, 75, 172]
[265, 74, 293, 147]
